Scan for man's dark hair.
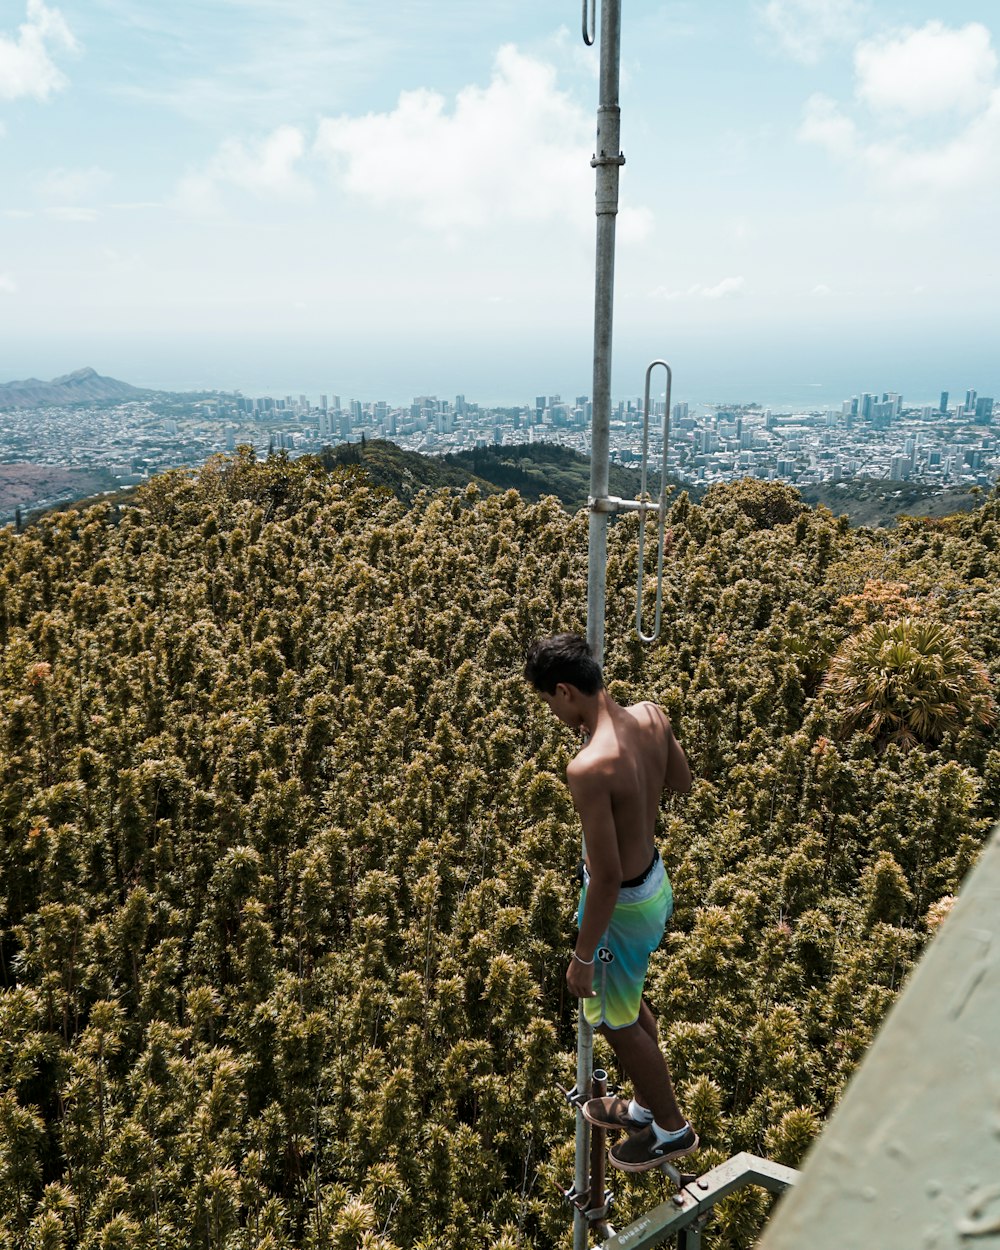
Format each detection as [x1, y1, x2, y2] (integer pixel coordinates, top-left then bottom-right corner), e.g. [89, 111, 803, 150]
[524, 633, 604, 695]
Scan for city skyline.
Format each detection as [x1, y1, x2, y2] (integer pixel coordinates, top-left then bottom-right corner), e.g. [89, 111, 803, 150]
[1, 375, 994, 524]
[2, 1, 999, 397]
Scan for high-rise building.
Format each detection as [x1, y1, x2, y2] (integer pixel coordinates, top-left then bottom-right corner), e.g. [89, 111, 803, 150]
[940, 391, 949, 414]
[966, 389, 977, 412]
[974, 397, 994, 423]
[320, 395, 328, 412]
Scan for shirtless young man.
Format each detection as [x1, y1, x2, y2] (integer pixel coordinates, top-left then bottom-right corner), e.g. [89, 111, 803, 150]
[524, 633, 698, 1171]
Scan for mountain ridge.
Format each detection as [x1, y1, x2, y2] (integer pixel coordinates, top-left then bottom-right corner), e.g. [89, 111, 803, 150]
[0, 366, 153, 409]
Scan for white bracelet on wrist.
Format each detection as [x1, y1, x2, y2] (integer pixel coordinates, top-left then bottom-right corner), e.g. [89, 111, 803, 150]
[572, 951, 595, 966]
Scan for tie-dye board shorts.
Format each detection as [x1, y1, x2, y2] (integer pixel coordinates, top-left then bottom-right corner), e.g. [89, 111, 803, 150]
[577, 854, 673, 1030]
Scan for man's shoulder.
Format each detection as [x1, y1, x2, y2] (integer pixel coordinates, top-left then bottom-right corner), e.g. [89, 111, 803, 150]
[627, 700, 670, 727]
[628, 697, 664, 714]
[567, 745, 615, 785]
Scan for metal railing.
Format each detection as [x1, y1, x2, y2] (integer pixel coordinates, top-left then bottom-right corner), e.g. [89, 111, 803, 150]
[636, 361, 672, 643]
[600, 1154, 799, 1250]
[582, 0, 596, 46]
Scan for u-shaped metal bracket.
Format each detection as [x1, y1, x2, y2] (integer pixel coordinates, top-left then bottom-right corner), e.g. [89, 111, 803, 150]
[582, 0, 596, 45]
[636, 360, 672, 643]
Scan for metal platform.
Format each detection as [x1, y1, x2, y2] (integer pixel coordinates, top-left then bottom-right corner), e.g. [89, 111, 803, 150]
[758, 820, 1000, 1250]
[599, 1153, 798, 1250]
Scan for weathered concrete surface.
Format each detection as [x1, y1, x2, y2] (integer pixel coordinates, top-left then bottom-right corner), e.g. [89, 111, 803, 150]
[760, 822, 1000, 1250]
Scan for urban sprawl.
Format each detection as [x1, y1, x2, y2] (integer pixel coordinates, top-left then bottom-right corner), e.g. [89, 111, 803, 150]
[1, 386, 996, 520]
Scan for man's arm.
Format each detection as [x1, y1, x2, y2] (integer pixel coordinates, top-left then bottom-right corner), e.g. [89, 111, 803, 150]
[566, 759, 621, 998]
[662, 713, 692, 794]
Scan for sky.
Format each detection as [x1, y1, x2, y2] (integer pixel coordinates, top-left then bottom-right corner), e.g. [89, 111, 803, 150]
[0, 0, 998, 405]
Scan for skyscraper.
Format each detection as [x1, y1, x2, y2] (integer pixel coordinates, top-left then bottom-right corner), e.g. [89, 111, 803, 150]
[939, 391, 948, 415]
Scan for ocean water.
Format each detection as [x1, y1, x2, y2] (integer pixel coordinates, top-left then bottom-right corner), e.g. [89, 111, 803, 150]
[3, 327, 997, 414]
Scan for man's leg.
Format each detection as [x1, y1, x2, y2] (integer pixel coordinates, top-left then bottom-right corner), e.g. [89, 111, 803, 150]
[599, 1001, 685, 1132]
[629, 998, 660, 1111]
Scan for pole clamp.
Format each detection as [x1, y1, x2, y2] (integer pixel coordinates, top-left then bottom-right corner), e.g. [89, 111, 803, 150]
[584, 1191, 615, 1222]
[557, 1082, 587, 1109]
[562, 1183, 589, 1211]
[589, 495, 660, 515]
[591, 152, 626, 168]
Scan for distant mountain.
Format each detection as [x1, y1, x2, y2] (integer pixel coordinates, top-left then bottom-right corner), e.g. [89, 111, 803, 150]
[444, 441, 667, 512]
[0, 367, 153, 409]
[318, 439, 501, 502]
[318, 439, 660, 513]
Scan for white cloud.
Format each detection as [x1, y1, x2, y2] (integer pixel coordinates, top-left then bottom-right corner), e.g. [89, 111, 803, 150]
[44, 206, 98, 221]
[315, 44, 647, 236]
[812, 283, 832, 296]
[173, 125, 310, 215]
[800, 22, 1000, 196]
[168, 45, 652, 236]
[798, 94, 858, 157]
[703, 276, 745, 300]
[649, 276, 745, 301]
[36, 165, 110, 201]
[0, 273, 16, 293]
[758, 0, 865, 64]
[619, 206, 654, 245]
[0, 0, 77, 102]
[855, 22, 997, 119]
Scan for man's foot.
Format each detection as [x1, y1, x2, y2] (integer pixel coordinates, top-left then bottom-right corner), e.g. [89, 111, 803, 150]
[609, 1123, 699, 1172]
[581, 1096, 649, 1132]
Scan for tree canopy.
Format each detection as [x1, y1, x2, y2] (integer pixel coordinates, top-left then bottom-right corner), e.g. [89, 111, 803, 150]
[0, 450, 997, 1248]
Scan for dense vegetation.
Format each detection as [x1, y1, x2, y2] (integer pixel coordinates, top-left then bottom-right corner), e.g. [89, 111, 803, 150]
[0, 449, 997, 1249]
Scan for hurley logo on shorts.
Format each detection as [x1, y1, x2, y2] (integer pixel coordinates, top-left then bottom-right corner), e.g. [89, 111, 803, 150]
[597, 947, 615, 964]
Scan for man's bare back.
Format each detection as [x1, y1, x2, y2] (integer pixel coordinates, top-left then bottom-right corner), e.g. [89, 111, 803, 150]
[570, 701, 691, 881]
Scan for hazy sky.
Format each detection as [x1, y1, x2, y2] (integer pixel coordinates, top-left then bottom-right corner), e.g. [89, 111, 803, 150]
[1, 0, 998, 404]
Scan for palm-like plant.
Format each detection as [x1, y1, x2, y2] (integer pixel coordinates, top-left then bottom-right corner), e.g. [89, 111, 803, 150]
[821, 617, 995, 749]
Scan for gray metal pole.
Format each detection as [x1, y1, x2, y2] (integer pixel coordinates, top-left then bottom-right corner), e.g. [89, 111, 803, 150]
[587, 0, 623, 671]
[578, 3, 623, 1248]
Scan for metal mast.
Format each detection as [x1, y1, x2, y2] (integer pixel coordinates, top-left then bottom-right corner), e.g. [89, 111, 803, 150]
[586, 0, 623, 677]
[577, 2, 623, 1248]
